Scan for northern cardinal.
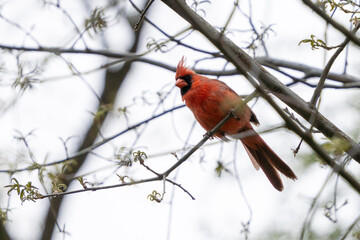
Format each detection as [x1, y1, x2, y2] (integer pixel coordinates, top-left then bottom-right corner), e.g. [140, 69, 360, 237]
[175, 57, 297, 191]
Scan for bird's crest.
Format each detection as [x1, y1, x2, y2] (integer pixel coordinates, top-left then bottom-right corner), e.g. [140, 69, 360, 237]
[175, 56, 195, 80]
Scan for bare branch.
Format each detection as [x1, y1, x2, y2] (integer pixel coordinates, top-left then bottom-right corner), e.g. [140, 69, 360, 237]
[0, 13, 41, 47]
[40, 177, 160, 198]
[165, 179, 195, 200]
[38, 174, 196, 201]
[134, 0, 155, 31]
[1, 41, 359, 88]
[299, 171, 335, 240]
[256, 57, 360, 84]
[340, 214, 360, 240]
[0, 44, 140, 58]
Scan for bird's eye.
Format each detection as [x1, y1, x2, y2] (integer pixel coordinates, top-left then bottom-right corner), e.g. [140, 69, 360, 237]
[180, 74, 192, 84]
[178, 74, 192, 96]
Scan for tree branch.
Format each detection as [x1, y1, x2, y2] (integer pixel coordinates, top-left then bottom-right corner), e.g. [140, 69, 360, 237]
[0, 219, 11, 240]
[256, 57, 360, 84]
[0, 44, 140, 59]
[2, 43, 359, 86]
[39, 177, 160, 198]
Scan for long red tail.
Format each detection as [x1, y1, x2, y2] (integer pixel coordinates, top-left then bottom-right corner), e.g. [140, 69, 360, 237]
[240, 130, 297, 191]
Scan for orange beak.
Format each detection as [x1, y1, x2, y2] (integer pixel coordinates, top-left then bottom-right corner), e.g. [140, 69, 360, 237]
[175, 78, 188, 89]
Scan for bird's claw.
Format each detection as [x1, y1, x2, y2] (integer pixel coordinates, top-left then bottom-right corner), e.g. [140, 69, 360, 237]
[230, 109, 240, 120]
[203, 132, 214, 139]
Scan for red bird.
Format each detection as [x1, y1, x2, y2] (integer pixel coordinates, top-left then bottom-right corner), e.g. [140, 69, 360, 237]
[175, 57, 297, 191]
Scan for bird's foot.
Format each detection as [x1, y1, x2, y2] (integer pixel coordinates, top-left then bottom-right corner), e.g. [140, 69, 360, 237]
[203, 132, 214, 139]
[229, 109, 240, 120]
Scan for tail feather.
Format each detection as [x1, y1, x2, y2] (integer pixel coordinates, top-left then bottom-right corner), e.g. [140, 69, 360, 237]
[243, 144, 260, 170]
[262, 142, 297, 180]
[243, 143, 284, 191]
[240, 131, 297, 191]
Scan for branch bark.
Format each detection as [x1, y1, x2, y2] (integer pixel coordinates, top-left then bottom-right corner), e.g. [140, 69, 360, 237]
[0, 219, 11, 240]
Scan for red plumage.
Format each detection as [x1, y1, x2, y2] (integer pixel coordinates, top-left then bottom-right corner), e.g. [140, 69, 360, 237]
[175, 57, 297, 191]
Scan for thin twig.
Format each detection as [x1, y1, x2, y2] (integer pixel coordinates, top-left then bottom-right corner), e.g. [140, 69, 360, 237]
[340, 214, 360, 240]
[0, 13, 42, 47]
[299, 171, 335, 240]
[220, 0, 239, 35]
[166, 179, 195, 200]
[233, 141, 252, 240]
[39, 177, 160, 198]
[134, 0, 155, 31]
[256, 57, 360, 84]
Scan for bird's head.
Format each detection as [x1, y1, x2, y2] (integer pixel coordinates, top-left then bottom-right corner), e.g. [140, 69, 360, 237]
[175, 57, 195, 95]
